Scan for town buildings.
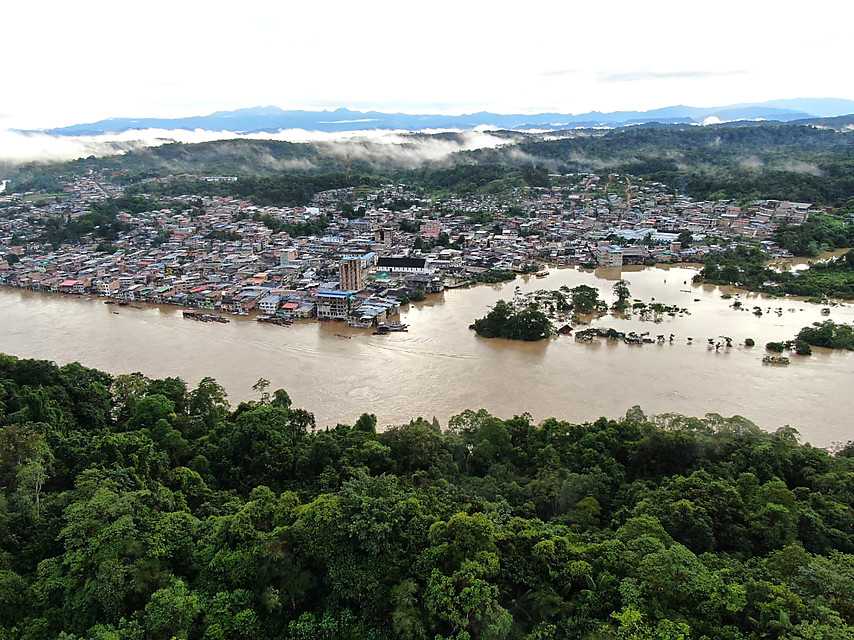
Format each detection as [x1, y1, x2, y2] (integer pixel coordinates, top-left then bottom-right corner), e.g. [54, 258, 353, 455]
[0, 170, 817, 323]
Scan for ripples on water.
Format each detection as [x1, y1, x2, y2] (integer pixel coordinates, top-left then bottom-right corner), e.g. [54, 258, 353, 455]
[0, 264, 852, 446]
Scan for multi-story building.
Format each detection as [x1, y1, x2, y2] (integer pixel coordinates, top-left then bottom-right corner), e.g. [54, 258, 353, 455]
[316, 290, 356, 320]
[339, 257, 364, 291]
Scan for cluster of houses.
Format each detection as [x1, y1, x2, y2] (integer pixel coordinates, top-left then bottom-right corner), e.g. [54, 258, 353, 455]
[0, 170, 819, 324]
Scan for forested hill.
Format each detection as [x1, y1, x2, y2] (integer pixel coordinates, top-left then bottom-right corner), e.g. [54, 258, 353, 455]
[1, 353, 853, 639]
[481, 124, 854, 204]
[7, 121, 854, 206]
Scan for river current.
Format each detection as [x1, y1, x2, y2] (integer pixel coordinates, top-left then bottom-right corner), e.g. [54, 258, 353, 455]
[1, 263, 851, 446]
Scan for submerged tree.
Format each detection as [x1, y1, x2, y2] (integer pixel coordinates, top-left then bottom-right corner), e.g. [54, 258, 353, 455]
[470, 300, 552, 341]
[612, 279, 632, 312]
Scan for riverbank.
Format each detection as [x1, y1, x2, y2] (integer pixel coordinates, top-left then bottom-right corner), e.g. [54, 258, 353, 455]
[694, 247, 854, 301]
[0, 264, 852, 446]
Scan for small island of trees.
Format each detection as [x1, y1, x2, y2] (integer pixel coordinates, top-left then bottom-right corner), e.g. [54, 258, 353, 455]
[470, 299, 553, 340]
[766, 320, 854, 357]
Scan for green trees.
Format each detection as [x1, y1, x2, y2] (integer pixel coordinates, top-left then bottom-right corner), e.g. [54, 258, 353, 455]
[471, 269, 517, 284]
[796, 320, 854, 350]
[570, 284, 607, 315]
[611, 280, 632, 312]
[794, 340, 813, 356]
[188, 377, 229, 429]
[695, 246, 770, 290]
[0, 355, 853, 638]
[774, 212, 854, 257]
[470, 300, 553, 341]
[424, 513, 511, 639]
[696, 248, 854, 299]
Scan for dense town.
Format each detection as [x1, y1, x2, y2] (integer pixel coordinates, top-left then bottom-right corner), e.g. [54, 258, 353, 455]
[0, 170, 819, 327]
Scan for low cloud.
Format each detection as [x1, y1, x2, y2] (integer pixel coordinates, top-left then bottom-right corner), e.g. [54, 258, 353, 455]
[567, 152, 622, 171]
[738, 156, 764, 171]
[775, 159, 823, 176]
[313, 130, 521, 169]
[737, 156, 822, 176]
[597, 69, 746, 83]
[0, 127, 520, 167]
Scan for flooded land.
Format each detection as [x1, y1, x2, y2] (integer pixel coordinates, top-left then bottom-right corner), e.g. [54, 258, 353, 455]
[1, 263, 851, 447]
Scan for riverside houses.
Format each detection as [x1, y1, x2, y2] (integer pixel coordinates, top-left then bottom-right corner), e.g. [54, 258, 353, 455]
[0, 172, 817, 318]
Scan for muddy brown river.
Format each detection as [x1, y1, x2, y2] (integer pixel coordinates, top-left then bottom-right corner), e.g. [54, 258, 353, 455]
[1, 263, 852, 446]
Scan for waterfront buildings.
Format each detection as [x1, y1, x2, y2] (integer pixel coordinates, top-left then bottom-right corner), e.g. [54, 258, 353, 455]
[0, 171, 814, 321]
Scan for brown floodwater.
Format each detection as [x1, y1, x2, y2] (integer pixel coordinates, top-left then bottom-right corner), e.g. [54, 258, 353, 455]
[1, 264, 852, 446]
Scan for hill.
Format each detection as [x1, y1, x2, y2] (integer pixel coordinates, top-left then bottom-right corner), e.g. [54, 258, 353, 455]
[6, 121, 854, 206]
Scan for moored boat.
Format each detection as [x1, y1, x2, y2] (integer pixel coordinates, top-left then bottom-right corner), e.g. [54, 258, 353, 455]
[377, 322, 409, 332]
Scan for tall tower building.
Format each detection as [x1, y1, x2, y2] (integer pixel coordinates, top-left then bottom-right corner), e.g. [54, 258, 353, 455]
[339, 257, 364, 291]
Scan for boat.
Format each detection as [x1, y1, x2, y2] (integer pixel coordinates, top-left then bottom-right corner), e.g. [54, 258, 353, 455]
[183, 311, 229, 323]
[377, 322, 409, 332]
[763, 355, 790, 365]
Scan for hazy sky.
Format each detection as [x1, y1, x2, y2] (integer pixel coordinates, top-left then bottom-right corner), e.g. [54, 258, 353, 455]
[3, 0, 851, 129]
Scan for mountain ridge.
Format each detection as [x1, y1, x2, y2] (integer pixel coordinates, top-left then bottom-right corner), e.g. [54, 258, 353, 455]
[36, 98, 854, 136]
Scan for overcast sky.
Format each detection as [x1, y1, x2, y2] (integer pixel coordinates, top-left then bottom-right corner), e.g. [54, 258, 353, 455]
[2, 0, 852, 129]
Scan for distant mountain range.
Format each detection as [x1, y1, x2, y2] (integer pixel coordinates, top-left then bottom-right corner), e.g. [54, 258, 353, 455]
[35, 98, 854, 136]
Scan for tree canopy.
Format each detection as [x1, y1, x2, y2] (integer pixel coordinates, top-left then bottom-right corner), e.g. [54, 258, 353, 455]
[0, 354, 852, 638]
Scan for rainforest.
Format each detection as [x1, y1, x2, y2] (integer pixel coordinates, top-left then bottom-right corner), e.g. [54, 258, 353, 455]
[0, 354, 852, 639]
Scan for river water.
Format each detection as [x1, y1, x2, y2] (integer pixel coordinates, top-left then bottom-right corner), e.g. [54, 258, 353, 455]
[1, 264, 852, 446]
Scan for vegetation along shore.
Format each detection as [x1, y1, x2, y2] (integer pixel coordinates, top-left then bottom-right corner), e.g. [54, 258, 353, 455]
[0, 354, 853, 638]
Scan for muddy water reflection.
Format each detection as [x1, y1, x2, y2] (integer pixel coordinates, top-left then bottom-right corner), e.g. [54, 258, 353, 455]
[0, 264, 852, 446]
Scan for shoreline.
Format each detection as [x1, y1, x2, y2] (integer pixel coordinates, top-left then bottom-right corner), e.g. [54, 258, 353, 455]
[0, 263, 852, 447]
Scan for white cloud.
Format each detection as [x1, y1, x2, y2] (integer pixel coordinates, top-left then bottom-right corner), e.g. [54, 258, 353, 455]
[0, 127, 517, 166]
